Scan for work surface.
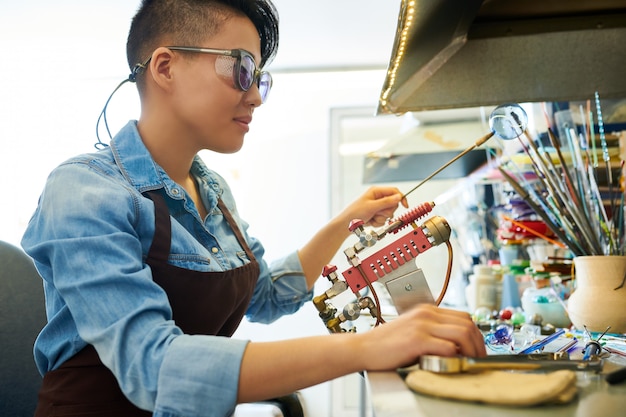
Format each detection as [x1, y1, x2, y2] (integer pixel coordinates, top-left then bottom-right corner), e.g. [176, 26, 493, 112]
[366, 356, 626, 417]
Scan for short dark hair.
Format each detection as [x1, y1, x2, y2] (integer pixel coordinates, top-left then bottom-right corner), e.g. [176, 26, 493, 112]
[126, 0, 279, 75]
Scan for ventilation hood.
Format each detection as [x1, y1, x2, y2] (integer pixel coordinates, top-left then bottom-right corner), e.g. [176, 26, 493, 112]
[378, 0, 626, 114]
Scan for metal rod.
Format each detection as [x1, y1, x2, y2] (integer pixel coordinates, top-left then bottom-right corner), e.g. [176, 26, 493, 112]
[401, 131, 495, 200]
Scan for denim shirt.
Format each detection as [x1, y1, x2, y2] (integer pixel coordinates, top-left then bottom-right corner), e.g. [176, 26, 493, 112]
[21, 121, 313, 417]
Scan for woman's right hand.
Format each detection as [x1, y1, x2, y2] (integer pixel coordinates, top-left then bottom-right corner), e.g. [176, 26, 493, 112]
[357, 304, 486, 371]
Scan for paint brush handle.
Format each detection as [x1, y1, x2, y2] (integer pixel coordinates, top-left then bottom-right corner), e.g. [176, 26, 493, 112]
[498, 167, 583, 255]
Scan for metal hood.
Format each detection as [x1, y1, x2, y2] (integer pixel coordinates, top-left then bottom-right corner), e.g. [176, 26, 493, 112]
[378, 0, 626, 114]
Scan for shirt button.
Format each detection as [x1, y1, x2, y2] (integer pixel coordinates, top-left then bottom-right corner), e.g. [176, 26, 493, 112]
[171, 188, 180, 195]
[211, 247, 219, 254]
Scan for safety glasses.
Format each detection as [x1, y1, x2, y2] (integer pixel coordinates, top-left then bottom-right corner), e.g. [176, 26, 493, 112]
[168, 46, 272, 103]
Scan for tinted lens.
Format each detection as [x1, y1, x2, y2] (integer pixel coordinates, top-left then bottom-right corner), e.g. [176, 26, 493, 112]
[258, 72, 272, 103]
[238, 54, 256, 90]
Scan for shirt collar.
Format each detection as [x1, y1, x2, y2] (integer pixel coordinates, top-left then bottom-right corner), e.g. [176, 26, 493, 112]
[107, 121, 223, 206]
[109, 121, 166, 193]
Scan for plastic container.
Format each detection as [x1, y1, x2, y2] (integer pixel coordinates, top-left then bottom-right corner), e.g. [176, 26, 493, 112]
[521, 287, 570, 328]
[465, 265, 497, 313]
[500, 273, 521, 309]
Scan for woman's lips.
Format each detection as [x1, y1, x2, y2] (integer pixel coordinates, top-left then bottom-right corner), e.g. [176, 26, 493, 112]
[234, 115, 252, 132]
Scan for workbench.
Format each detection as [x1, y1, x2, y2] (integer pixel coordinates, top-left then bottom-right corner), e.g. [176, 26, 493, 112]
[366, 355, 626, 417]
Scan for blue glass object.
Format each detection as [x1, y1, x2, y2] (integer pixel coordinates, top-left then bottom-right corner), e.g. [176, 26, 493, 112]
[485, 323, 515, 353]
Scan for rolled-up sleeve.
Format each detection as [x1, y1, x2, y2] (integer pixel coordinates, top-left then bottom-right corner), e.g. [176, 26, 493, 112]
[245, 249, 314, 323]
[155, 335, 249, 417]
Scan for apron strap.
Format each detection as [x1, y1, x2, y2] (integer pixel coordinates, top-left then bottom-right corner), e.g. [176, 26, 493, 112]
[217, 198, 257, 263]
[144, 190, 171, 263]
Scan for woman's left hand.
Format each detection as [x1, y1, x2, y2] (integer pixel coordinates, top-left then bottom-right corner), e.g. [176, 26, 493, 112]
[340, 186, 408, 228]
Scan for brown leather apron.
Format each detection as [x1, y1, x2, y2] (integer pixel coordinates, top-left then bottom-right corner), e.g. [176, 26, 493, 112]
[34, 190, 260, 416]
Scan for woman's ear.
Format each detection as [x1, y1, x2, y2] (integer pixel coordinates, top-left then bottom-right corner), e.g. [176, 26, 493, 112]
[148, 47, 175, 92]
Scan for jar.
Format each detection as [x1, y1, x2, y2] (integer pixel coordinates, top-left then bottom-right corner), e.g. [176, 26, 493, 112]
[521, 286, 570, 328]
[465, 265, 497, 313]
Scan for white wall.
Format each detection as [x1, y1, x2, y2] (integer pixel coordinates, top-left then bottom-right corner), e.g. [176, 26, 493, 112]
[0, 1, 139, 246]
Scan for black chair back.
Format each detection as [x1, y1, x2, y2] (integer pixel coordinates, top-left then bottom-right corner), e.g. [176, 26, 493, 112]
[0, 240, 46, 417]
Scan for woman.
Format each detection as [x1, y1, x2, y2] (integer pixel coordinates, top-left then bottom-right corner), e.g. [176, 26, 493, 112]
[22, 1, 486, 416]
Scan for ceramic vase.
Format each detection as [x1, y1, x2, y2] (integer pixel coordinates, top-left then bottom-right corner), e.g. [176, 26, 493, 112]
[567, 255, 626, 333]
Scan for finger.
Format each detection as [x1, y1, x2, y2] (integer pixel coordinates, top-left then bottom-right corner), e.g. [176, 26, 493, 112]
[424, 307, 484, 357]
[436, 310, 485, 356]
[472, 327, 487, 356]
[425, 323, 470, 357]
[435, 307, 473, 320]
[371, 186, 402, 200]
[440, 323, 486, 357]
[369, 214, 388, 227]
[372, 207, 399, 222]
